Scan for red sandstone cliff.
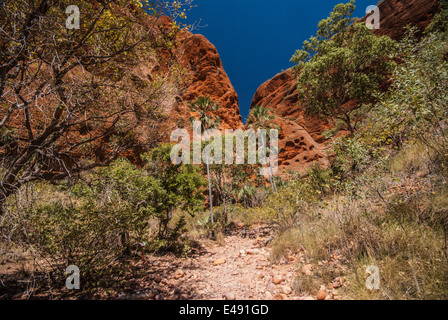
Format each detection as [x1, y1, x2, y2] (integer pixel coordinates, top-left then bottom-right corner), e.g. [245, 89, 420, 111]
[371, 0, 441, 39]
[131, 15, 243, 134]
[249, 0, 442, 175]
[250, 69, 331, 175]
[3, 0, 440, 172]
[176, 33, 243, 130]
[98, 15, 244, 164]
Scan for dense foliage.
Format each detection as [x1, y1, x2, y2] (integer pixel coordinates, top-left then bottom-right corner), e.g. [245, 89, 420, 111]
[291, 0, 397, 134]
[2, 144, 205, 289]
[0, 0, 192, 212]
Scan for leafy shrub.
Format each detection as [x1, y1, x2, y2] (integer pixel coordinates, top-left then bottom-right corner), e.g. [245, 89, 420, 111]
[362, 29, 448, 173]
[143, 144, 207, 241]
[2, 144, 206, 292]
[248, 177, 319, 232]
[22, 201, 127, 277]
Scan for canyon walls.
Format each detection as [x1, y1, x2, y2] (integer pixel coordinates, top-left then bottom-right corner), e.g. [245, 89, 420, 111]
[249, 0, 442, 175]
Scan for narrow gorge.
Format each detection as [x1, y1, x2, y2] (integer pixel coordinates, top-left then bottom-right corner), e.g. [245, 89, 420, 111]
[163, 0, 442, 175]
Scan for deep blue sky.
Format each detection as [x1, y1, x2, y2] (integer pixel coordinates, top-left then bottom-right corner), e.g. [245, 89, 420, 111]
[185, 0, 375, 122]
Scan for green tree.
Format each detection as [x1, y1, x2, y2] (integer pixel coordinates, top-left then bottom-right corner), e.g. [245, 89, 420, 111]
[208, 138, 233, 226]
[144, 144, 207, 240]
[209, 134, 263, 226]
[189, 96, 221, 225]
[365, 29, 448, 168]
[16, 151, 205, 282]
[247, 105, 274, 129]
[291, 0, 397, 135]
[93, 158, 163, 253]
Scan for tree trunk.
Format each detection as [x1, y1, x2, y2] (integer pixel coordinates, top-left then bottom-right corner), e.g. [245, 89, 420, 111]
[344, 113, 354, 136]
[223, 194, 227, 225]
[243, 198, 247, 238]
[205, 153, 214, 225]
[265, 153, 277, 193]
[119, 232, 130, 256]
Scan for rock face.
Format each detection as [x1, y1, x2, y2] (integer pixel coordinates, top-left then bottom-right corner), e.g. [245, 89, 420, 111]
[113, 15, 244, 164]
[249, 0, 441, 174]
[106, 15, 244, 165]
[370, 0, 441, 40]
[138, 15, 243, 135]
[4, 0, 440, 174]
[176, 33, 243, 130]
[0, 9, 242, 173]
[250, 69, 330, 175]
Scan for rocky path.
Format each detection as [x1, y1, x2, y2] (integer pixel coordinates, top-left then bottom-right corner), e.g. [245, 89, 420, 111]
[1, 225, 341, 300]
[136, 225, 329, 301]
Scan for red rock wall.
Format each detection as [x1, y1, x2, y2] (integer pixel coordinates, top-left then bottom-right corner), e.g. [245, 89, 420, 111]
[249, 69, 331, 175]
[176, 32, 244, 130]
[371, 0, 441, 39]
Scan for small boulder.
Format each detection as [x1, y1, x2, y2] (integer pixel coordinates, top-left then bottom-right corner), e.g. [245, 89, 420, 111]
[301, 264, 314, 276]
[272, 275, 285, 285]
[317, 286, 327, 300]
[224, 292, 236, 300]
[274, 293, 286, 300]
[174, 269, 185, 280]
[281, 285, 293, 295]
[213, 258, 226, 266]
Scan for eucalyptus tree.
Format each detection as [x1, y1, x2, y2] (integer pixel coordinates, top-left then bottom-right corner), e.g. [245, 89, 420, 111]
[290, 0, 397, 135]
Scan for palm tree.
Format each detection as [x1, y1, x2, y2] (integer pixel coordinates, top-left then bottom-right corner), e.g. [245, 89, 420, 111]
[189, 96, 221, 225]
[247, 105, 279, 193]
[247, 105, 273, 128]
[190, 96, 222, 133]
